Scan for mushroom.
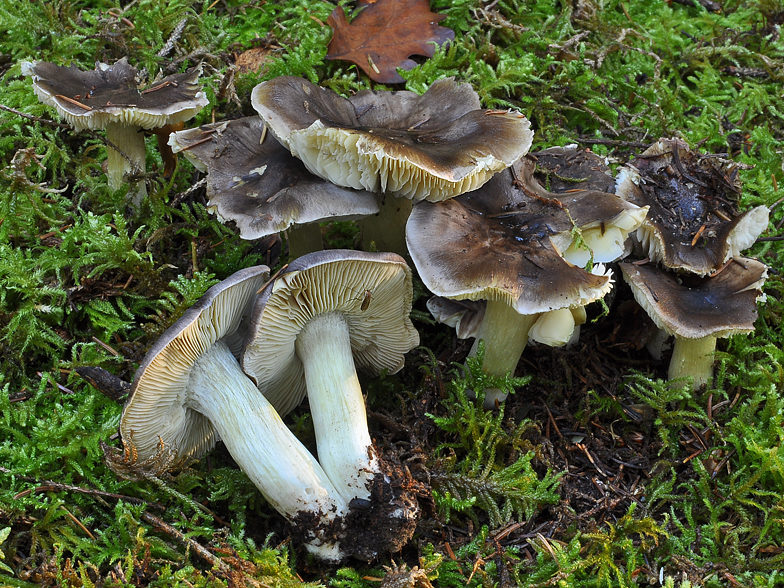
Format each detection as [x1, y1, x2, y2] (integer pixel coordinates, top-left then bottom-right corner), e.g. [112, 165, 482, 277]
[407, 157, 646, 407]
[251, 76, 532, 201]
[169, 117, 380, 259]
[619, 258, 767, 389]
[615, 138, 769, 275]
[22, 58, 208, 205]
[109, 265, 352, 561]
[252, 76, 533, 255]
[241, 250, 421, 559]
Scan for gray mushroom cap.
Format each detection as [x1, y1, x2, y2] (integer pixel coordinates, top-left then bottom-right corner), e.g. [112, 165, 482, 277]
[619, 259, 767, 340]
[616, 138, 769, 276]
[169, 117, 380, 240]
[251, 76, 533, 202]
[22, 58, 208, 131]
[120, 265, 270, 464]
[242, 250, 419, 416]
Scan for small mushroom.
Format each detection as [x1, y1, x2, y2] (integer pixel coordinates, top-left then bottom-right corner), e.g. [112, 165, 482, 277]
[242, 250, 421, 559]
[169, 117, 380, 259]
[616, 138, 769, 275]
[23, 58, 208, 205]
[110, 266, 351, 561]
[407, 157, 646, 407]
[619, 258, 767, 389]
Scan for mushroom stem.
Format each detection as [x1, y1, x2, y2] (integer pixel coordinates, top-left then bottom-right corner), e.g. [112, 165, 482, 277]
[188, 339, 349, 560]
[469, 300, 539, 408]
[360, 195, 413, 258]
[105, 121, 147, 205]
[295, 311, 379, 503]
[287, 223, 324, 260]
[668, 335, 717, 390]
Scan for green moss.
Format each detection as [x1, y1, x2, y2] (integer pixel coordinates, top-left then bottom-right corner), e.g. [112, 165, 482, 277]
[2, 0, 784, 585]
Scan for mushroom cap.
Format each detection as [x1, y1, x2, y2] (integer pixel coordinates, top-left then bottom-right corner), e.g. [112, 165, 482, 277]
[251, 76, 533, 202]
[619, 259, 767, 340]
[120, 265, 270, 463]
[406, 158, 644, 314]
[22, 58, 208, 131]
[169, 117, 380, 240]
[531, 145, 615, 194]
[241, 250, 419, 416]
[616, 138, 769, 276]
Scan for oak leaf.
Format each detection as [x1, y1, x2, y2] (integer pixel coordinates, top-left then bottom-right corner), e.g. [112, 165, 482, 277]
[326, 0, 454, 84]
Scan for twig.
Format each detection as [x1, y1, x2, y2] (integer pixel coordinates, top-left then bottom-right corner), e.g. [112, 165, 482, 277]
[59, 505, 96, 540]
[576, 136, 652, 149]
[141, 511, 231, 572]
[0, 103, 72, 129]
[75, 366, 131, 403]
[9, 476, 165, 511]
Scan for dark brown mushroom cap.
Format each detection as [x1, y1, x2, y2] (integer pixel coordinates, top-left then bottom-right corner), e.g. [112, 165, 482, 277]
[170, 117, 380, 239]
[531, 145, 615, 194]
[251, 76, 533, 201]
[411, 157, 643, 269]
[120, 265, 270, 464]
[616, 138, 769, 275]
[406, 162, 616, 314]
[22, 58, 208, 131]
[619, 259, 767, 339]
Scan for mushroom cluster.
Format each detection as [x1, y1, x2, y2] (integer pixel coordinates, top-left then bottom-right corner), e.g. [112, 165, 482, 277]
[616, 138, 770, 389]
[85, 71, 770, 560]
[110, 251, 421, 562]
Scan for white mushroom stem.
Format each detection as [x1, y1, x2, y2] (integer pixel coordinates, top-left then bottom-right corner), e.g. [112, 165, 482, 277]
[668, 335, 717, 390]
[295, 311, 381, 503]
[105, 121, 147, 204]
[469, 300, 540, 409]
[187, 339, 349, 561]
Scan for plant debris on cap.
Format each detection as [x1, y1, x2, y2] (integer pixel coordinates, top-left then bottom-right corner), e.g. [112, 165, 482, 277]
[251, 76, 533, 202]
[620, 258, 767, 389]
[531, 144, 616, 194]
[169, 117, 380, 240]
[616, 138, 769, 276]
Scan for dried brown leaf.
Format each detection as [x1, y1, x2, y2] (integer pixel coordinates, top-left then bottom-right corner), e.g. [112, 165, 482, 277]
[326, 0, 454, 83]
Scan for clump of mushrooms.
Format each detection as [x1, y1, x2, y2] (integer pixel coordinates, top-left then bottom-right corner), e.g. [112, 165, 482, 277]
[251, 76, 533, 255]
[108, 254, 421, 561]
[407, 156, 648, 407]
[614, 138, 770, 389]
